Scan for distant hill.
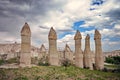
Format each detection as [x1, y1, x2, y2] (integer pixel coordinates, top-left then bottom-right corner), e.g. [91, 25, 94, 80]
[0, 42, 120, 58]
[104, 50, 120, 57]
[0, 43, 40, 59]
[0, 42, 40, 54]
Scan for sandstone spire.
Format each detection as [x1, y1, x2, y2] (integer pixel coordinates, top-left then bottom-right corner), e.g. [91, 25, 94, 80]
[48, 27, 57, 40]
[64, 44, 72, 52]
[40, 44, 46, 52]
[94, 29, 104, 70]
[74, 30, 83, 68]
[38, 44, 47, 59]
[21, 22, 31, 36]
[20, 22, 31, 67]
[48, 27, 59, 66]
[74, 30, 82, 40]
[84, 34, 93, 70]
[64, 44, 73, 61]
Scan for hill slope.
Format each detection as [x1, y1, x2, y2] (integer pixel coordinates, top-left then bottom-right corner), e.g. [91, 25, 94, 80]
[0, 66, 120, 80]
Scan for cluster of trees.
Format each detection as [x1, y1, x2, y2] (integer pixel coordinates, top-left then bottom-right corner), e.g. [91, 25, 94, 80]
[105, 56, 120, 64]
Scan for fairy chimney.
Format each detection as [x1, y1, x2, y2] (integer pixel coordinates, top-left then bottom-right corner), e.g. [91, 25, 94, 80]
[48, 27, 59, 66]
[94, 29, 104, 70]
[20, 22, 31, 67]
[74, 30, 83, 68]
[84, 34, 93, 70]
[38, 44, 47, 59]
[64, 44, 73, 62]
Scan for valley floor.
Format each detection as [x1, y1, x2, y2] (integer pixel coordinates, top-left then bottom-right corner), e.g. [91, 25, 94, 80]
[0, 66, 120, 80]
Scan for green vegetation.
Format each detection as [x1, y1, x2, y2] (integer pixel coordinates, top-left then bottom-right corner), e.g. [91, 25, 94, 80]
[0, 66, 120, 80]
[14, 76, 28, 80]
[105, 56, 120, 64]
[61, 59, 73, 67]
[38, 61, 49, 66]
[105, 64, 120, 69]
[0, 59, 4, 65]
[6, 57, 19, 64]
[0, 57, 19, 65]
[38, 56, 50, 66]
[31, 57, 38, 65]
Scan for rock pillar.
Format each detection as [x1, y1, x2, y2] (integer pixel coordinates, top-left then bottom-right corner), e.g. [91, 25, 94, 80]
[74, 30, 83, 68]
[48, 27, 59, 66]
[94, 30, 104, 70]
[64, 44, 73, 62]
[38, 44, 47, 59]
[84, 34, 93, 70]
[20, 22, 31, 67]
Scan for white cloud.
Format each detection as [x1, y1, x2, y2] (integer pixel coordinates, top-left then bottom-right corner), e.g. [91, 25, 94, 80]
[0, 0, 120, 51]
[102, 38, 120, 51]
[114, 24, 120, 30]
[57, 34, 74, 50]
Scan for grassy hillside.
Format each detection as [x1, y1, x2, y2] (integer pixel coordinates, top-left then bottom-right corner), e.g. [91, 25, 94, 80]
[0, 66, 120, 80]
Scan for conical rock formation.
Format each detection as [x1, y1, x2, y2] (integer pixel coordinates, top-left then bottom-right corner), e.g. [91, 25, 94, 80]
[84, 34, 93, 70]
[48, 27, 59, 66]
[74, 30, 83, 68]
[20, 22, 31, 67]
[94, 29, 104, 70]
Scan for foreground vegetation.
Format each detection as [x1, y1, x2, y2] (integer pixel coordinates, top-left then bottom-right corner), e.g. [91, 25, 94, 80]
[0, 66, 120, 80]
[0, 56, 120, 80]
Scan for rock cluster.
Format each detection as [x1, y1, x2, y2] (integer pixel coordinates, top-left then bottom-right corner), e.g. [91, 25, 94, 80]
[5, 23, 104, 70]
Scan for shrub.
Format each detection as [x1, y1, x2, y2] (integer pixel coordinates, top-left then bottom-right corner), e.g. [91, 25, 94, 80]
[0, 59, 4, 65]
[105, 56, 120, 64]
[38, 56, 49, 66]
[38, 61, 49, 66]
[61, 59, 72, 67]
[105, 57, 115, 64]
[0, 69, 7, 80]
[6, 57, 19, 64]
[102, 68, 108, 72]
[31, 57, 38, 65]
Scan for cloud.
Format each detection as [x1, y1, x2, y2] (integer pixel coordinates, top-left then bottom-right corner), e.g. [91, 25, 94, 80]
[0, 32, 20, 43]
[102, 38, 120, 51]
[82, 0, 120, 28]
[0, 0, 120, 51]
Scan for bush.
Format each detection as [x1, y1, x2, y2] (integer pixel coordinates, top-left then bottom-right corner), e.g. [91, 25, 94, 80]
[38, 61, 49, 66]
[105, 57, 115, 64]
[31, 57, 38, 65]
[61, 59, 72, 67]
[0, 69, 7, 80]
[38, 56, 49, 66]
[6, 57, 19, 64]
[0, 59, 4, 65]
[113, 56, 120, 64]
[105, 56, 120, 64]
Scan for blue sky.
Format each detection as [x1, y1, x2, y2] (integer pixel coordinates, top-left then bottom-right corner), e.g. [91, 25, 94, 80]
[0, 0, 120, 52]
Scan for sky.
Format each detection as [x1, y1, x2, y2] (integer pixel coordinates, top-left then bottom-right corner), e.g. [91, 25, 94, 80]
[0, 0, 120, 52]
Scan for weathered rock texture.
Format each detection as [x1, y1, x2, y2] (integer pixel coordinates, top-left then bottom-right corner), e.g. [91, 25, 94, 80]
[38, 44, 47, 59]
[74, 30, 83, 68]
[48, 27, 59, 66]
[84, 34, 93, 70]
[0, 22, 106, 70]
[94, 30, 104, 70]
[64, 44, 73, 62]
[20, 22, 31, 67]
